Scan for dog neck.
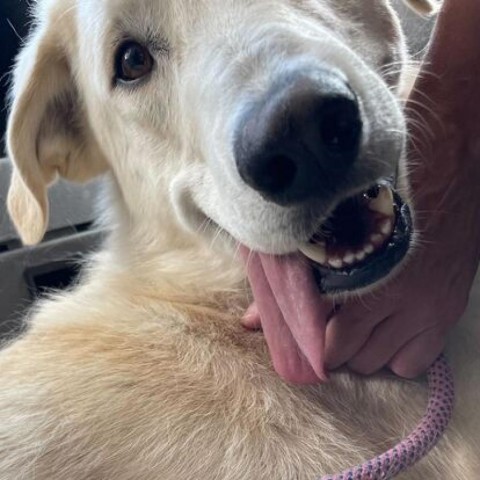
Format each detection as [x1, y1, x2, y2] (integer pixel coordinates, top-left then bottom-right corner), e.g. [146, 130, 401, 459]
[95, 177, 247, 305]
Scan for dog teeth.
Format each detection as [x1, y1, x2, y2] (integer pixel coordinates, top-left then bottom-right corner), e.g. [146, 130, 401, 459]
[367, 185, 394, 217]
[356, 251, 366, 261]
[301, 242, 378, 269]
[299, 243, 328, 265]
[328, 258, 343, 269]
[364, 244, 375, 255]
[301, 192, 397, 270]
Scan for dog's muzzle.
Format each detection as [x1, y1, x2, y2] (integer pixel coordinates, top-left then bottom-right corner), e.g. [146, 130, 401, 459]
[233, 66, 412, 293]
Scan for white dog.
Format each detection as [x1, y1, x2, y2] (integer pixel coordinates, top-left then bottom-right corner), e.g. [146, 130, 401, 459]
[1, 0, 479, 478]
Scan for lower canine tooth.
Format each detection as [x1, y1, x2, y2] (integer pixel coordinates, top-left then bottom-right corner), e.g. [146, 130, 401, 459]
[299, 244, 327, 264]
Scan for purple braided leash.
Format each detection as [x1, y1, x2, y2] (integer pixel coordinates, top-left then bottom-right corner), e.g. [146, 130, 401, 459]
[319, 355, 455, 480]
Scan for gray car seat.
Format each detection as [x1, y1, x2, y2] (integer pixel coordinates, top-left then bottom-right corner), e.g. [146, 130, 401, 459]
[0, 2, 103, 339]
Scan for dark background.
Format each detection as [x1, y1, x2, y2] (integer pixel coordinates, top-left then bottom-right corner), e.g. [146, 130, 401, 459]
[1, 0, 29, 146]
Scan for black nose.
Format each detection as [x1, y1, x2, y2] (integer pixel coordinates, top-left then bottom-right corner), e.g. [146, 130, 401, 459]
[234, 68, 362, 205]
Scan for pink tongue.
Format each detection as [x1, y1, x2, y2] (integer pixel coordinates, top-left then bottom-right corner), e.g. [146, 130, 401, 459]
[241, 247, 330, 384]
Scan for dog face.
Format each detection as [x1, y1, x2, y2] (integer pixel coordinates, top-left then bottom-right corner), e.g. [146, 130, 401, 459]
[7, 0, 435, 279]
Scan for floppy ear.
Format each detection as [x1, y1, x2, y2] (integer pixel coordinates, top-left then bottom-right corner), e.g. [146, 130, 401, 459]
[403, 0, 440, 16]
[6, 25, 108, 245]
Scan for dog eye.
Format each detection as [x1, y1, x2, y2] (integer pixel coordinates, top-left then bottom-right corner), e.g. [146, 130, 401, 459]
[115, 41, 154, 83]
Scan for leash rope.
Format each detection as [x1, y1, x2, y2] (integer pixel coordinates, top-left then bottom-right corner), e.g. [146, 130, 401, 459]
[319, 355, 455, 480]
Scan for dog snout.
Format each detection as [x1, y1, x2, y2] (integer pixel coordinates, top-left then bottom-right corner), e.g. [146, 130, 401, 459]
[234, 68, 362, 206]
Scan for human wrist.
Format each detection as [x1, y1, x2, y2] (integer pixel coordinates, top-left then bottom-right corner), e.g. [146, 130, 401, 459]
[404, 0, 480, 277]
[409, 163, 480, 294]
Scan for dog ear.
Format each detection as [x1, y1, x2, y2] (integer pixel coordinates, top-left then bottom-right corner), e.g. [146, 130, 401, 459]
[403, 0, 440, 16]
[6, 25, 108, 245]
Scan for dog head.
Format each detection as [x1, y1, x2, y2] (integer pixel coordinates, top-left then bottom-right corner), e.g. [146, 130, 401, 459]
[7, 0, 436, 287]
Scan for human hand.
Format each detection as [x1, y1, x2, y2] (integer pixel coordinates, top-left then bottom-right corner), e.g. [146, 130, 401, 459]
[243, 211, 477, 378]
[323, 242, 472, 378]
[324, 0, 480, 378]
[244, 196, 478, 380]
[326, 0, 480, 378]
[244, 0, 480, 380]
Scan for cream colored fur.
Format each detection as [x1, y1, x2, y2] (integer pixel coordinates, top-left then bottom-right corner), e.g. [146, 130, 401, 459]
[1, 0, 479, 479]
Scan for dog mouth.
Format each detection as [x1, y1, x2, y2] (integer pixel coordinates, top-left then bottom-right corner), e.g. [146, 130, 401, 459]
[236, 179, 412, 384]
[299, 180, 413, 294]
